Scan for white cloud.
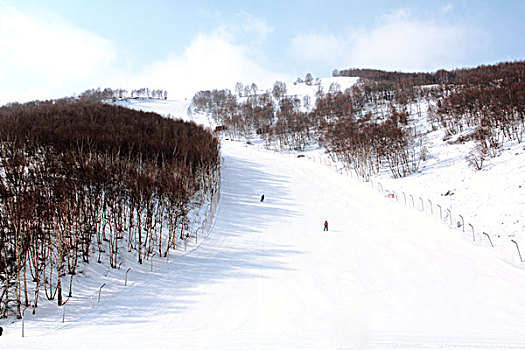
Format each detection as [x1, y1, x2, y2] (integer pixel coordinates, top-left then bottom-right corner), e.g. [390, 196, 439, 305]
[289, 31, 352, 67]
[289, 8, 483, 73]
[349, 9, 480, 71]
[0, 5, 287, 104]
[128, 28, 290, 99]
[0, 3, 116, 104]
[237, 11, 274, 42]
[442, 3, 454, 13]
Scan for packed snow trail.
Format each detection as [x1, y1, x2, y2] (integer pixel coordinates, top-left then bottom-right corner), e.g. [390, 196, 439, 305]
[5, 139, 525, 349]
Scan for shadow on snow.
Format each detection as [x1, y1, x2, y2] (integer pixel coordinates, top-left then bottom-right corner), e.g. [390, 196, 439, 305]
[58, 152, 302, 326]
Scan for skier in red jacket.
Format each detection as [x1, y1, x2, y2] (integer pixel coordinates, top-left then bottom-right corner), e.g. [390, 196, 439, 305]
[323, 220, 328, 231]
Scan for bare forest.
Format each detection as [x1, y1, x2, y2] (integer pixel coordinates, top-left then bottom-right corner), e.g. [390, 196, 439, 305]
[192, 61, 524, 178]
[0, 100, 220, 318]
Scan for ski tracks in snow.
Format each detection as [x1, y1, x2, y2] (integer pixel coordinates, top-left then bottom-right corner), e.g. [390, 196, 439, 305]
[4, 139, 525, 349]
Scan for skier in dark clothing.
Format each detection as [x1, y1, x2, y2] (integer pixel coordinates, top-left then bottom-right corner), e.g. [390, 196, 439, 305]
[260, 194, 265, 202]
[323, 220, 328, 231]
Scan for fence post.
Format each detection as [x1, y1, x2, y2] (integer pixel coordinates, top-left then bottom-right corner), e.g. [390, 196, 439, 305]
[419, 197, 424, 211]
[409, 194, 414, 208]
[125, 268, 131, 286]
[392, 191, 398, 202]
[459, 215, 465, 232]
[437, 204, 442, 219]
[428, 199, 433, 214]
[62, 305, 66, 323]
[98, 283, 106, 303]
[511, 240, 523, 262]
[482, 232, 494, 247]
[202, 218, 208, 238]
[21, 305, 30, 337]
[402, 192, 406, 205]
[151, 253, 156, 272]
[469, 223, 475, 242]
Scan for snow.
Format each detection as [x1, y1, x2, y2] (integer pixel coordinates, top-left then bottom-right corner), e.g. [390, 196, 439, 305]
[113, 98, 212, 127]
[287, 77, 360, 112]
[372, 104, 525, 265]
[3, 94, 525, 348]
[288, 76, 360, 96]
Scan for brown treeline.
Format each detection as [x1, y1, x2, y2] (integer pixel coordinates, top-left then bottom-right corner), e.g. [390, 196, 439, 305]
[0, 100, 220, 318]
[192, 61, 523, 177]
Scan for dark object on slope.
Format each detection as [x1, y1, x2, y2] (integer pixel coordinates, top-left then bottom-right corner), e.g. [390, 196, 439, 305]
[0, 326, 3, 336]
[324, 221, 328, 231]
[260, 195, 265, 202]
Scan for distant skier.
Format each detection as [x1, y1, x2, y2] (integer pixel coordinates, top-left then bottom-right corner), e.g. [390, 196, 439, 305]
[260, 194, 265, 202]
[323, 220, 328, 231]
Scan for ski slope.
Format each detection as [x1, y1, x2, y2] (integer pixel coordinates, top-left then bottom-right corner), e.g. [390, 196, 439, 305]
[4, 134, 525, 349]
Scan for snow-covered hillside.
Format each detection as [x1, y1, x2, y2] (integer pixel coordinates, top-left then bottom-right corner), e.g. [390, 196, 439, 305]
[117, 77, 525, 264]
[2, 95, 525, 348]
[376, 123, 525, 257]
[287, 76, 360, 97]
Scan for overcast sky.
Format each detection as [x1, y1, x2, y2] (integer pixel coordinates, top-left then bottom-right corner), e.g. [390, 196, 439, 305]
[1, 0, 523, 104]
